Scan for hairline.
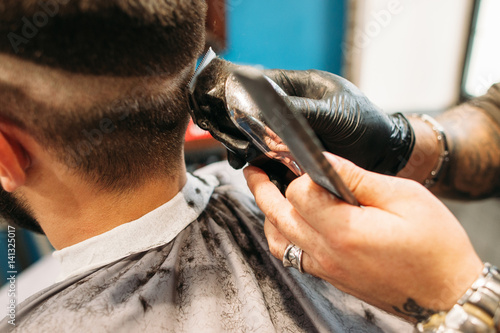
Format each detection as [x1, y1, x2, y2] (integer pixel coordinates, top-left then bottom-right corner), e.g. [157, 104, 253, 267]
[0, 52, 195, 114]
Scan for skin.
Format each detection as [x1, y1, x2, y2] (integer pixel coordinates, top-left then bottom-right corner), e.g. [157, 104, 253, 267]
[435, 106, 500, 199]
[400, 105, 500, 199]
[244, 153, 483, 323]
[0, 56, 190, 249]
[396, 117, 441, 184]
[244, 100, 500, 322]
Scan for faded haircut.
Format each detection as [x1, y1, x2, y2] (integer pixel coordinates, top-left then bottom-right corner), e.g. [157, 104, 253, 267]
[0, 0, 207, 76]
[0, 0, 207, 233]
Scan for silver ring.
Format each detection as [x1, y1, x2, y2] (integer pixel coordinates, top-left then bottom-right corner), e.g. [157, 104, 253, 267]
[282, 244, 304, 273]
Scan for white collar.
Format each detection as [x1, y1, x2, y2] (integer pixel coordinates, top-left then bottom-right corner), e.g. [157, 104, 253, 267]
[53, 173, 218, 282]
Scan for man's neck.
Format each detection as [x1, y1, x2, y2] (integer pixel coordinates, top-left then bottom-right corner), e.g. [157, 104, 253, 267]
[18, 147, 187, 250]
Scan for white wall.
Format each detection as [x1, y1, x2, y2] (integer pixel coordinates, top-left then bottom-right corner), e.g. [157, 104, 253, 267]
[344, 1, 500, 266]
[346, 0, 473, 113]
[463, 0, 500, 97]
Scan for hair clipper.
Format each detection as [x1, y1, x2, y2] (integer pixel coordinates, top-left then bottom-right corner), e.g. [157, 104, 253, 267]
[187, 48, 296, 191]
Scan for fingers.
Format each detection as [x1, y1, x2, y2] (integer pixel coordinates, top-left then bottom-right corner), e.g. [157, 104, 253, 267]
[244, 166, 321, 257]
[263, 68, 348, 98]
[264, 218, 320, 277]
[262, 69, 308, 97]
[325, 153, 411, 207]
[281, 96, 333, 129]
[281, 153, 416, 236]
[243, 165, 288, 218]
[263, 218, 288, 260]
[244, 165, 353, 281]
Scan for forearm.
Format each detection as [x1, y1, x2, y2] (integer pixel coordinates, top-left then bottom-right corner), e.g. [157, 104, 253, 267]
[397, 116, 441, 184]
[435, 105, 500, 199]
[398, 105, 500, 199]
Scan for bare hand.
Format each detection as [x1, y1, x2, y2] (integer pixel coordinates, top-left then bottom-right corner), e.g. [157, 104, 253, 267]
[243, 153, 483, 322]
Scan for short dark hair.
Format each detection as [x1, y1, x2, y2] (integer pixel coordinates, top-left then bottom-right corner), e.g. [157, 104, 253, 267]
[0, 0, 207, 233]
[0, 0, 207, 76]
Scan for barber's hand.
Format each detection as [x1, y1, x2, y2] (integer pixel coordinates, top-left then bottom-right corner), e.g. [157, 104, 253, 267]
[264, 69, 415, 175]
[244, 152, 483, 322]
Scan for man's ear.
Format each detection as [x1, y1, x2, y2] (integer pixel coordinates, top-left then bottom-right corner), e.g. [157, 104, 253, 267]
[0, 127, 30, 192]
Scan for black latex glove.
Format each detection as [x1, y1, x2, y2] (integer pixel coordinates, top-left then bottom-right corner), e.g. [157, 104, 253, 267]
[263, 69, 415, 175]
[190, 56, 414, 175]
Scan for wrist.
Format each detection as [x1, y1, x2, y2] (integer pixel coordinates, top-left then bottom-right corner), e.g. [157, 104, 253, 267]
[416, 263, 500, 333]
[397, 115, 442, 183]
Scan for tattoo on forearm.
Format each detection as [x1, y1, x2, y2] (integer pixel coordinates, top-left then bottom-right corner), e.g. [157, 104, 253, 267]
[435, 107, 500, 199]
[393, 298, 437, 322]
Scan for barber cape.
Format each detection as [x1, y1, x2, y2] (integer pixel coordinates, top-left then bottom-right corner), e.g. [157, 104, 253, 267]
[0, 163, 412, 332]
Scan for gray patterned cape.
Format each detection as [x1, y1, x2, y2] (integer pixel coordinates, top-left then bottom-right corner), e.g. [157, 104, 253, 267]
[0, 164, 412, 332]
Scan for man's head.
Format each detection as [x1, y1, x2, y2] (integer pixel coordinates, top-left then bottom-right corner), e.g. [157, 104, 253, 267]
[0, 0, 207, 233]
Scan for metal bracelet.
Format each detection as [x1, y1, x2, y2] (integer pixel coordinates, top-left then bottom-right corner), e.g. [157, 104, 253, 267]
[415, 263, 500, 333]
[411, 114, 450, 188]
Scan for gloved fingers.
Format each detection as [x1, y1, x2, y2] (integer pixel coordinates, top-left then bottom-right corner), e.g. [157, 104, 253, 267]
[263, 68, 347, 99]
[285, 153, 414, 215]
[262, 69, 325, 99]
[262, 69, 307, 96]
[280, 96, 340, 136]
[281, 96, 331, 116]
[226, 150, 247, 169]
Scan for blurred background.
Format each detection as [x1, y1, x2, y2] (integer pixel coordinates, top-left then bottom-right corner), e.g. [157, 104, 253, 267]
[1, 0, 499, 303]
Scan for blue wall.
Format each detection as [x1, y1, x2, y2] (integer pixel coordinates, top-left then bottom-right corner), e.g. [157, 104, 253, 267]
[222, 0, 346, 74]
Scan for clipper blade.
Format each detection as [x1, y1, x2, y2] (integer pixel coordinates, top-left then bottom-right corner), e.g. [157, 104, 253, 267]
[188, 47, 217, 93]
